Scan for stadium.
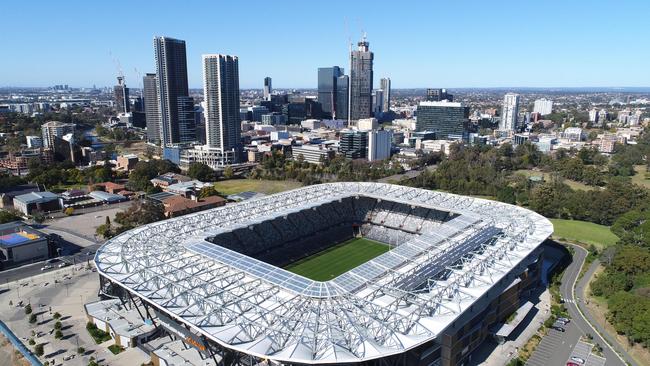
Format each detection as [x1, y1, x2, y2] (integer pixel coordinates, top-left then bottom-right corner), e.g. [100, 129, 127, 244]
[94, 182, 553, 366]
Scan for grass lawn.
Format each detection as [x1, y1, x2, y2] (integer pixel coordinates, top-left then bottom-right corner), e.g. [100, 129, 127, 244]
[213, 179, 302, 195]
[550, 218, 618, 250]
[514, 169, 596, 191]
[631, 165, 650, 189]
[285, 237, 389, 281]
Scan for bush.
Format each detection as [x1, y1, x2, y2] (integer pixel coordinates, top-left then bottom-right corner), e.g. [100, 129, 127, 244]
[54, 321, 62, 330]
[24, 304, 32, 315]
[88, 356, 99, 366]
[86, 322, 111, 344]
[28, 339, 35, 346]
[54, 330, 63, 339]
[64, 207, 75, 216]
[28, 314, 37, 324]
[108, 344, 124, 355]
[34, 344, 44, 357]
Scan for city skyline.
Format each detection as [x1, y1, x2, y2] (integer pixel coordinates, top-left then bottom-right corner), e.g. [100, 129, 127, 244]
[2, 0, 649, 89]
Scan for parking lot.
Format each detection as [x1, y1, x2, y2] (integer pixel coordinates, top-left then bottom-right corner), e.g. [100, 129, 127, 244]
[568, 341, 607, 366]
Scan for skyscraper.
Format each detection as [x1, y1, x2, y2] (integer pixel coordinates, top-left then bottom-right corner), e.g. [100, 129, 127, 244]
[113, 76, 130, 114]
[336, 75, 349, 120]
[202, 54, 241, 153]
[380, 78, 391, 112]
[349, 34, 374, 124]
[154, 36, 195, 146]
[317, 66, 343, 119]
[143, 73, 160, 144]
[500, 93, 520, 131]
[263, 77, 272, 101]
[372, 89, 383, 116]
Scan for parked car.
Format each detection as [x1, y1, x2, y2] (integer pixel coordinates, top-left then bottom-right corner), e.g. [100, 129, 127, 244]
[557, 317, 570, 324]
[570, 356, 585, 364]
[552, 325, 565, 332]
[58, 262, 68, 268]
[40, 265, 52, 271]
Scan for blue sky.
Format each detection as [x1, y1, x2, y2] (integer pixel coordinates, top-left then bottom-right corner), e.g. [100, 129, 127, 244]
[1, 0, 648, 89]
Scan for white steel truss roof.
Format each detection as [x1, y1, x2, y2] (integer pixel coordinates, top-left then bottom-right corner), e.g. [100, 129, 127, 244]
[95, 183, 553, 364]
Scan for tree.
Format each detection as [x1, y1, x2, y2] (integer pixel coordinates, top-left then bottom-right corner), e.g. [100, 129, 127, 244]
[221, 165, 234, 179]
[54, 321, 62, 330]
[29, 313, 37, 324]
[24, 304, 32, 315]
[0, 209, 21, 224]
[54, 330, 63, 339]
[199, 185, 219, 199]
[64, 207, 75, 216]
[77, 347, 85, 354]
[188, 162, 215, 181]
[53, 312, 61, 320]
[34, 344, 44, 357]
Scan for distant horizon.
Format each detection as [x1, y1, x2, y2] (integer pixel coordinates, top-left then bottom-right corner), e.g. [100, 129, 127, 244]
[3, 85, 650, 93]
[2, 1, 649, 89]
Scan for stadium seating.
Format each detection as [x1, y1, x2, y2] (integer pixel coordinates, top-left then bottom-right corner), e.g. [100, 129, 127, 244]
[207, 196, 454, 268]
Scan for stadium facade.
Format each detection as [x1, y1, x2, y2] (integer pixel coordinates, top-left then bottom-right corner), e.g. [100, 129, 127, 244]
[94, 183, 552, 366]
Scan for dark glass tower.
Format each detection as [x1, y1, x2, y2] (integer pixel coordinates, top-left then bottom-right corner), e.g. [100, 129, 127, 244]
[143, 73, 160, 144]
[154, 36, 195, 146]
[336, 75, 349, 120]
[349, 35, 374, 123]
[317, 66, 343, 119]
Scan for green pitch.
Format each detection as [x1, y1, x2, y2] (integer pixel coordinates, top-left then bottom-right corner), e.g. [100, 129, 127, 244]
[285, 237, 390, 281]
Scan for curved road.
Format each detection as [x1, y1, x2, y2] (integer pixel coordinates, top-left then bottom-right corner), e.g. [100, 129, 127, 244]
[562, 245, 637, 366]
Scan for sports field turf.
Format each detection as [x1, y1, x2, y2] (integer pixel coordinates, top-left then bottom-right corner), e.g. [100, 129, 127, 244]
[285, 237, 390, 281]
[213, 179, 302, 195]
[550, 218, 618, 250]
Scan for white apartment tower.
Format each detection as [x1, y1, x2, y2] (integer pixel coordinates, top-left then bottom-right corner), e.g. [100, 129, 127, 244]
[533, 98, 553, 115]
[500, 93, 520, 131]
[202, 54, 241, 153]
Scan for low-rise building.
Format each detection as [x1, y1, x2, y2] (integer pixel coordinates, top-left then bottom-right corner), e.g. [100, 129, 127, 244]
[0, 221, 50, 268]
[116, 154, 139, 171]
[291, 145, 336, 164]
[85, 299, 157, 348]
[13, 191, 61, 215]
[161, 195, 226, 218]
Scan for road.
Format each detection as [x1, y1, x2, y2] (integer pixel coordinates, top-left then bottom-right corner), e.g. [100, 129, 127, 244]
[570, 245, 639, 366]
[528, 245, 633, 366]
[0, 228, 102, 285]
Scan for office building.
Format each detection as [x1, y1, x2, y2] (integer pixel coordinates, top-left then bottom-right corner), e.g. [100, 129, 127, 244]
[357, 117, 379, 131]
[113, 76, 130, 114]
[0, 221, 51, 269]
[336, 75, 349, 120]
[154, 36, 195, 146]
[416, 101, 469, 140]
[372, 89, 384, 116]
[143, 73, 160, 144]
[248, 106, 270, 122]
[426, 88, 453, 102]
[291, 145, 336, 164]
[499, 93, 520, 131]
[340, 130, 368, 159]
[533, 99, 553, 116]
[202, 54, 241, 159]
[349, 35, 374, 123]
[263, 77, 272, 101]
[41, 120, 75, 148]
[318, 66, 344, 119]
[380, 78, 391, 112]
[368, 129, 392, 161]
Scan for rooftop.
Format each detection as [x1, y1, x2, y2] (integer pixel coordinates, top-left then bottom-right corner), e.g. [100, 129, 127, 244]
[13, 191, 59, 205]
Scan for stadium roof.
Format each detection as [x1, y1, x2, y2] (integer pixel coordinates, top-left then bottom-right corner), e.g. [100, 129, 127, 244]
[95, 183, 553, 364]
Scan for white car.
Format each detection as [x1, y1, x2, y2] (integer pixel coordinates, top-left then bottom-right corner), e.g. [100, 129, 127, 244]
[58, 262, 68, 268]
[40, 265, 52, 271]
[570, 356, 585, 364]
